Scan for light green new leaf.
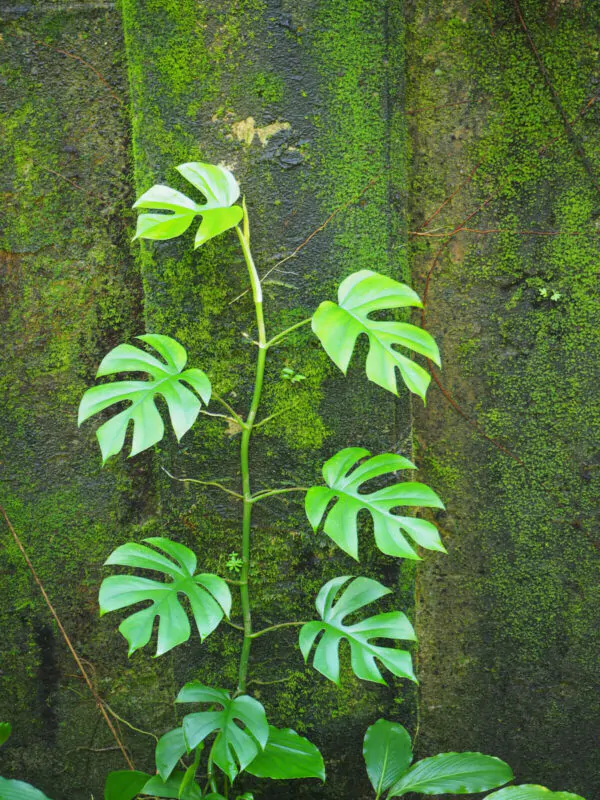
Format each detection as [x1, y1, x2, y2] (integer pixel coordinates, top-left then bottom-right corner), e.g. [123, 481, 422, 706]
[0, 724, 11, 748]
[133, 162, 243, 248]
[363, 719, 413, 794]
[312, 270, 440, 400]
[388, 752, 513, 796]
[141, 772, 202, 800]
[305, 447, 445, 560]
[246, 726, 325, 781]
[486, 787, 586, 800]
[299, 576, 417, 686]
[177, 683, 269, 782]
[0, 778, 52, 800]
[99, 537, 231, 656]
[104, 770, 150, 800]
[78, 334, 211, 463]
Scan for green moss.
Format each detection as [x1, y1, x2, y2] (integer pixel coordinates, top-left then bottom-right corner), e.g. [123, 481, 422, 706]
[407, 1, 600, 794]
[0, 9, 160, 798]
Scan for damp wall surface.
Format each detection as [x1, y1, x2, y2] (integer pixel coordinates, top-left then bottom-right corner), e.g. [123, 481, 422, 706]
[407, 1, 600, 797]
[0, 1, 599, 799]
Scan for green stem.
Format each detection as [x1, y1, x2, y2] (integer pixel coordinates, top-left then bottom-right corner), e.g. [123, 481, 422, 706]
[160, 466, 244, 500]
[250, 487, 309, 503]
[249, 621, 307, 639]
[265, 317, 312, 349]
[235, 225, 268, 694]
[254, 401, 299, 430]
[207, 751, 217, 795]
[212, 392, 246, 427]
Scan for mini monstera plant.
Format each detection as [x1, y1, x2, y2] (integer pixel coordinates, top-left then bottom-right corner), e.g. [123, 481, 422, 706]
[77, 163, 586, 800]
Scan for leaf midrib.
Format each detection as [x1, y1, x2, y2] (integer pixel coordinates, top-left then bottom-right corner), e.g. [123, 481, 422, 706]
[392, 767, 500, 793]
[328, 485, 415, 527]
[105, 373, 182, 429]
[320, 618, 404, 657]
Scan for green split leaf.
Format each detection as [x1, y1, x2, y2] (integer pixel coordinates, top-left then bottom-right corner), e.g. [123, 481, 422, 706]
[78, 334, 211, 463]
[299, 576, 417, 685]
[362, 719, 413, 795]
[312, 270, 440, 400]
[305, 447, 445, 560]
[133, 162, 243, 247]
[176, 683, 269, 783]
[245, 726, 325, 781]
[99, 537, 231, 656]
[388, 751, 513, 796]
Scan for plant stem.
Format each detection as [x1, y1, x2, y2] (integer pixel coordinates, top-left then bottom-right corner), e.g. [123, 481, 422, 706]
[160, 466, 244, 500]
[265, 317, 312, 349]
[207, 751, 217, 794]
[254, 402, 299, 430]
[249, 621, 307, 639]
[211, 392, 246, 427]
[250, 487, 309, 503]
[235, 224, 267, 694]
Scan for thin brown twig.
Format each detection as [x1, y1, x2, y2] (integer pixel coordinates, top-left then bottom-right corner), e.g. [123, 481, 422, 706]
[417, 160, 485, 232]
[428, 364, 526, 466]
[484, 0, 496, 36]
[0, 504, 135, 770]
[538, 90, 600, 155]
[33, 164, 104, 201]
[421, 193, 495, 312]
[512, 0, 600, 195]
[23, 34, 123, 106]
[229, 176, 380, 305]
[411, 227, 596, 238]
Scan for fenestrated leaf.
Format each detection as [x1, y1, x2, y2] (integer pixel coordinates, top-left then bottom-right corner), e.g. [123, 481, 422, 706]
[388, 752, 513, 796]
[177, 683, 268, 783]
[140, 772, 202, 800]
[0, 777, 52, 800]
[486, 787, 586, 800]
[104, 770, 150, 800]
[156, 727, 189, 781]
[305, 447, 445, 560]
[312, 270, 440, 400]
[133, 162, 242, 248]
[194, 207, 244, 249]
[78, 334, 211, 463]
[363, 719, 413, 794]
[0, 723, 11, 748]
[99, 537, 231, 656]
[246, 726, 325, 781]
[299, 576, 417, 686]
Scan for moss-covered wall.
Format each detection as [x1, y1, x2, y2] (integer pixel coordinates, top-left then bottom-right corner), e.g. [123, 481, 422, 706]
[407, 1, 600, 796]
[2, 0, 599, 798]
[0, 4, 171, 797]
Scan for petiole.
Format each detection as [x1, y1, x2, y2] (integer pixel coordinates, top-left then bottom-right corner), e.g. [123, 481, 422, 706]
[265, 317, 312, 349]
[250, 486, 309, 503]
[160, 466, 244, 500]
